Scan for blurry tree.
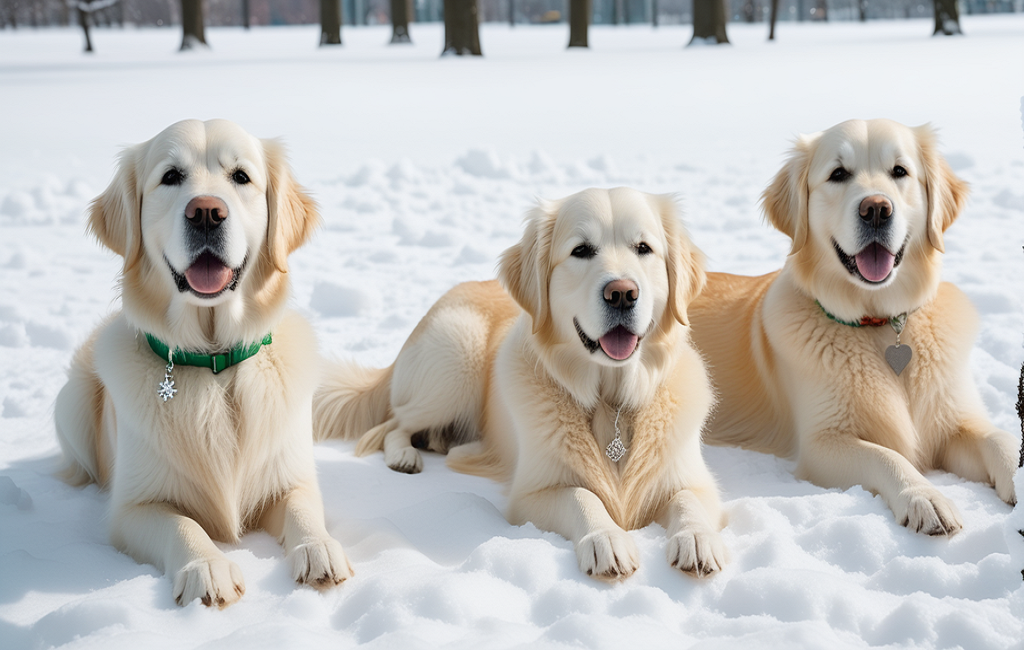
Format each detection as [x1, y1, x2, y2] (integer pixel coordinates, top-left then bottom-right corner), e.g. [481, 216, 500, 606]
[690, 0, 728, 44]
[75, 0, 120, 52]
[652, 0, 658, 26]
[442, 0, 481, 55]
[180, 0, 207, 49]
[858, 0, 867, 20]
[241, 0, 249, 28]
[508, 0, 513, 25]
[932, 0, 961, 34]
[320, 0, 341, 44]
[568, 0, 588, 46]
[390, 0, 411, 42]
[78, 0, 94, 51]
[768, 0, 778, 38]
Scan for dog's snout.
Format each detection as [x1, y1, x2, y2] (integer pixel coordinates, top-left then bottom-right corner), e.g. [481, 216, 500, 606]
[603, 279, 639, 311]
[185, 196, 228, 232]
[859, 195, 893, 228]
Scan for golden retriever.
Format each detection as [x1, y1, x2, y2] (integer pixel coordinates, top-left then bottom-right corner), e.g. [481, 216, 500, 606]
[55, 119, 352, 608]
[689, 119, 1018, 535]
[315, 188, 727, 579]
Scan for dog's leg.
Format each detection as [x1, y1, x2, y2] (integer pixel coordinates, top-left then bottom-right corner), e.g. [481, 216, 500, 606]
[942, 422, 1018, 506]
[796, 435, 963, 536]
[383, 425, 423, 474]
[512, 486, 639, 580]
[260, 481, 353, 589]
[111, 502, 245, 608]
[661, 487, 728, 577]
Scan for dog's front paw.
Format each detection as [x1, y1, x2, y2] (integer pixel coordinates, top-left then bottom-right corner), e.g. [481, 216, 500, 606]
[173, 557, 245, 608]
[575, 528, 639, 581]
[291, 536, 353, 590]
[385, 445, 423, 474]
[667, 528, 727, 577]
[896, 486, 963, 536]
[995, 476, 1016, 506]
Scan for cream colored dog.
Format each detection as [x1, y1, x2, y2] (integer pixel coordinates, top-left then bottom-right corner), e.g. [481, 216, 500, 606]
[689, 119, 1018, 535]
[55, 120, 352, 608]
[315, 188, 727, 579]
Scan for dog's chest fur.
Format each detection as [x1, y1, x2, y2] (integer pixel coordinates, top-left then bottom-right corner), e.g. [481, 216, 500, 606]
[771, 281, 979, 468]
[95, 313, 318, 542]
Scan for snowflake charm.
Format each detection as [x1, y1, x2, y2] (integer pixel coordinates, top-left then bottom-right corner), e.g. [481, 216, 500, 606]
[605, 436, 627, 462]
[157, 362, 177, 402]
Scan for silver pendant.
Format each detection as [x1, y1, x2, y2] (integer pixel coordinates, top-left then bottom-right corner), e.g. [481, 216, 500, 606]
[157, 356, 177, 402]
[605, 406, 628, 462]
[885, 344, 912, 376]
[886, 312, 911, 376]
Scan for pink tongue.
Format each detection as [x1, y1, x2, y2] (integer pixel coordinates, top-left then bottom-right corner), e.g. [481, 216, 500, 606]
[599, 326, 639, 361]
[184, 253, 232, 294]
[854, 242, 895, 283]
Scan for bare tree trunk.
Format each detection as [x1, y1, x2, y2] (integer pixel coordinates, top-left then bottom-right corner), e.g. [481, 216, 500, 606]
[858, 0, 866, 21]
[241, 0, 249, 28]
[320, 0, 341, 44]
[442, 0, 481, 55]
[78, 4, 93, 52]
[933, 0, 962, 34]
[180, 0, 206, 49]
[796, 0, 804, 21]
[690, 0, 728, 44]
[390, 0, 411, 42]
[613, 0, 621, 24]
[568, 0, 588, 46]
[508, 0, 514, 25]
[652, 0, 659, 26]
[768, 0, 778, 39]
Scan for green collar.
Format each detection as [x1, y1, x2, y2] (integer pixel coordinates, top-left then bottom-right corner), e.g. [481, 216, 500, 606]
[815, 300, 893, 328]
[145, 332, 272, 374]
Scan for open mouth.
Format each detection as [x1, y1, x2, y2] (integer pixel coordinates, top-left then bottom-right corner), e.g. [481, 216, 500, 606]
[574, 319, 640, 361]
[166, 252, 246, 299]
[833, 239, 906, 285]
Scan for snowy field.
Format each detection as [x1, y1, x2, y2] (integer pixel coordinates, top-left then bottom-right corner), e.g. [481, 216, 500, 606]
[1, 15, 1023, 650]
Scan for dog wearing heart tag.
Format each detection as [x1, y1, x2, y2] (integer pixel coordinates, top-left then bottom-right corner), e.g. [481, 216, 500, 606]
[688, 119, 1019, 536]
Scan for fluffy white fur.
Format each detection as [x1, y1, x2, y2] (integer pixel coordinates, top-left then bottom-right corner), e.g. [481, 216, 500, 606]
[55, 119, 352, 608]
[315, 188, 727, 580]
[690, 119, 1018, 535]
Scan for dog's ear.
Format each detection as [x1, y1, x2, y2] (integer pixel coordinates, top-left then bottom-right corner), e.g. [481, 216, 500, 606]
[762, 133, 819, 256]
[89, 145, 144, 270]
[653, 195, 706, 327]
[914, 125, 969, 253]
[498, 201, 557, 336]
[263, 139, 320, 273]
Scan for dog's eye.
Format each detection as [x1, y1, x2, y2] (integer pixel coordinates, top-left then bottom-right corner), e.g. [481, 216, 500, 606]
[891, 165, 907, 179]
[571, 244, 596, 259]
[231, 169, 251, 185]
[635, 242, 653, 256]
[828, 167, 851, 183]
[161, 168, 184, 186]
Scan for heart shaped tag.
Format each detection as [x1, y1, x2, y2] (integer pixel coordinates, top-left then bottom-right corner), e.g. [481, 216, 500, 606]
[885, 344, 912, 376]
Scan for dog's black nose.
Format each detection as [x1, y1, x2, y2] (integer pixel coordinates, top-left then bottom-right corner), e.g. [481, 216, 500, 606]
[603, 279, 638, 310]
[185, 196, 228, 232]
[859, 195, 892, 228]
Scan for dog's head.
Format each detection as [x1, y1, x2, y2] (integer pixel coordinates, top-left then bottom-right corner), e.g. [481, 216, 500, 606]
[763, 119, 967, 319]
[89, 119, 318, 347]
[499, 187, 705, 368]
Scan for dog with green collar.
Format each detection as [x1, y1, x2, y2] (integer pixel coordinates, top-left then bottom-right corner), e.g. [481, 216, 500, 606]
[54, 120, 352, 608]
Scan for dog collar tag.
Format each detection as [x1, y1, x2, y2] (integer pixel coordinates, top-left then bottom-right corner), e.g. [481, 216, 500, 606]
[885, 312, 912, 376]
[605, 406, 628, 462]
[157, 355, 177, 402]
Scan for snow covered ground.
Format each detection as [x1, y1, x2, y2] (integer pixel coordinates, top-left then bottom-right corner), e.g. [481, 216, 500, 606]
[1, 16, 1023, 650]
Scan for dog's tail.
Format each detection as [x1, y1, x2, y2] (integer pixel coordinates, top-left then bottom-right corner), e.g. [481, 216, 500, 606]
[446, 440, 514, 483]
[313, 361, 393, 442]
